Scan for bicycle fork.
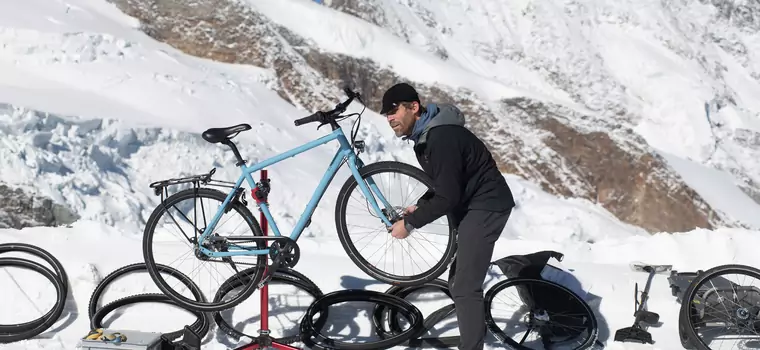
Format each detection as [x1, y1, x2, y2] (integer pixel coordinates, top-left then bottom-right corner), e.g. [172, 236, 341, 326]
[350, 158, 397, 228]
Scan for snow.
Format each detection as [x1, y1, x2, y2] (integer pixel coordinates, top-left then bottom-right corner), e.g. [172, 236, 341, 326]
[1, 0, 760, 349]
[3, 220, 760, 350]
[249, 0, 760, 229]
[658, 151, 760, 228]
[245, 0, 587, 111]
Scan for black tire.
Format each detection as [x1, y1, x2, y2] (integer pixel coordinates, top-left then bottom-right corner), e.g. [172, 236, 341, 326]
[91, 293, 211, 341]
[88, 262, 207, 320]
[300, 289, 425, 350]
[335, 161, 456, 286]
[680, 264, 760, 350]
[0, 257, 66, 344]
[87, 262, 210, 340]
[0, 243, 68, 341]
[87, 262, 210, 341]
[142, 187, 267, 312]
[212, 267, 327, 343]
[485, 278, 598, 350]
[373, 279, 460, 348]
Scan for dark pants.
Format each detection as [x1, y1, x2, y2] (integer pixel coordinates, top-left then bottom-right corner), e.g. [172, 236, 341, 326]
[448, 208, 512, 350]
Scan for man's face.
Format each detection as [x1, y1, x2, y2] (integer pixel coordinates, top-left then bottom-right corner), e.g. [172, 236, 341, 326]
[385, 102, 419, 137]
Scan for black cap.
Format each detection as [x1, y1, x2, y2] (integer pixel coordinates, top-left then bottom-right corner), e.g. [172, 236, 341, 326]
[380, 83, 420, 115]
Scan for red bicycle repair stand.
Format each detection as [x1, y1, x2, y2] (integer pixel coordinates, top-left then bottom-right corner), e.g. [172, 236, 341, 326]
[235, 169, 299, 350]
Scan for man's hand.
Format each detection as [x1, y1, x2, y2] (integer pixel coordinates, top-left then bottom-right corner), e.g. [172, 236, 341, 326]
[390, 219, 410, 239]
[403, 205, 417, 215]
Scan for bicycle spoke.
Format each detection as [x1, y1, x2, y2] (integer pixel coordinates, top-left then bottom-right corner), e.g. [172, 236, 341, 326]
[685, 272, 760, 349]
[341, 167, 451, 280]
[487, 279, 597, 349]
[145, 188, 267, 311]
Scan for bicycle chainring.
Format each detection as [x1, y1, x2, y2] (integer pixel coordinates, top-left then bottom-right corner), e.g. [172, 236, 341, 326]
[269, 239, 300, 269]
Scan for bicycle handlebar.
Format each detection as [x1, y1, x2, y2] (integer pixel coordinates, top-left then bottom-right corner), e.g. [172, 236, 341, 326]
[294, 87, 361, 127]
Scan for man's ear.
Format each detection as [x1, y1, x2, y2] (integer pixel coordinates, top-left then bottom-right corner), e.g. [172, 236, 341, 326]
[413, 102, 421, 117]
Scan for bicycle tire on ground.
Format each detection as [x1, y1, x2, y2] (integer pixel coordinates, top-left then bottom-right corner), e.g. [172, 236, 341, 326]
[212, 267, 327, 344]
[372, 278, 460, 348]
[87, 262, 210, 340]
[87, 262, 206, 320]
[679, 264, 760, 350]
[91, 293, 211, 341]
[335, 161, 457, 286]
[300, 289, 425, 350]
[0, 257, 67, 344]
[484, 278, 598, 350]
[142, 187, 268, 312]
[0, 243, 68, 343]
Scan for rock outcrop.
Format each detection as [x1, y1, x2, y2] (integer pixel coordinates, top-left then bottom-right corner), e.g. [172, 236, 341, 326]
[0, 184, 79, 229]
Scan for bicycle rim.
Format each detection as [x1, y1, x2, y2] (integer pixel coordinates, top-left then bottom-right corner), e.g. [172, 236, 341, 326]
[485, 278, 598, 350]
[335, 161, 456, 286]
[681, 264, 760, 350]
[143, 187, 267, 312]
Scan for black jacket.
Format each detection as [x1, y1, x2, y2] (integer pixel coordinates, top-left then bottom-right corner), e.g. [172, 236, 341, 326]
[404, 104, 515, 230]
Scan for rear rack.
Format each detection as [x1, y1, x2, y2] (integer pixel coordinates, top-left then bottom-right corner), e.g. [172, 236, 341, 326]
[149, 168, 237, 197]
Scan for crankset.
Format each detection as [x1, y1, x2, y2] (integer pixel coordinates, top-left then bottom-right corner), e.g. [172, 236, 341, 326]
[255, 238, 301, 288]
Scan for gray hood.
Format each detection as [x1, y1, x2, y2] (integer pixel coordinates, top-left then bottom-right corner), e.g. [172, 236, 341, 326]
[415, 103, 466, 145]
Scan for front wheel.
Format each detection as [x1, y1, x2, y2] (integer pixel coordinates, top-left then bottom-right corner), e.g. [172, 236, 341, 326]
[335, 161, 456, 286]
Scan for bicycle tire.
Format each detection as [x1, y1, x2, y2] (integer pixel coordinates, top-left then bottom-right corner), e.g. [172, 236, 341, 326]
[335, 161, 457, 286]
[212, 267, 327, 343]
[91, 293, 211, 341]
[0, 243, 68, 336]
[484, 278, 598, 350]
[373, 279, 460, 348]
[680, 264, 760, 350]
[88, 262, 207, 320]
[142, 187, 267, 312]
[0, 257, 66, 344]
[300, 289, 425, 350]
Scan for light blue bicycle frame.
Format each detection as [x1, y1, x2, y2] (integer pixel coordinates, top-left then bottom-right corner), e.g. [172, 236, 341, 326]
[196, 126, 395, 257]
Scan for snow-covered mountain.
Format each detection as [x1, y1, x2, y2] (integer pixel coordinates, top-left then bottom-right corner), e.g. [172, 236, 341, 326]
[3, 1, 760, 350]
[92, 0, 760, 235]
[0, 0, 658, 239]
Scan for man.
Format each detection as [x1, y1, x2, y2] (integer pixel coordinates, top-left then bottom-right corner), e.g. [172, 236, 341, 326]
[380, 82, 516, 350]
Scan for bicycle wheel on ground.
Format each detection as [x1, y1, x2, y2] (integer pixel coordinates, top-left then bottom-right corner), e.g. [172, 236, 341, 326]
[335, 161, 456, 286]
[485, 278, 598, 350]
[679, 264, 760, 350]
[143, 187, 267, 312]
[212, 267, 327, 345]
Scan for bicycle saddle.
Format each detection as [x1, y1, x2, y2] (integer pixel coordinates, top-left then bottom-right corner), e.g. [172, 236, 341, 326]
[202, 123, 252, 143]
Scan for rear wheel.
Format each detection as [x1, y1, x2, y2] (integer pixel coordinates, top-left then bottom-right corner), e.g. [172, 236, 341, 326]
[335, 161, 456, 286]
[680, 264, 760, 350]
[142, 187, 267, 312]
[485, 278, 598, 349]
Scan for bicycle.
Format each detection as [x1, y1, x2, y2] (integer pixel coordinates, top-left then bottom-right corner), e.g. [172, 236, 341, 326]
[142, 87, 457, 312]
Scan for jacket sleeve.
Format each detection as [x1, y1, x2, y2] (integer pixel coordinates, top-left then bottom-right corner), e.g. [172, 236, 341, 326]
[415, 190, 435, 207]
[404, 133, 464, 229]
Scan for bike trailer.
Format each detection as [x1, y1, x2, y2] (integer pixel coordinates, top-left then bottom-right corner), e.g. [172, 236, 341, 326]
[76, 329, 163, 350]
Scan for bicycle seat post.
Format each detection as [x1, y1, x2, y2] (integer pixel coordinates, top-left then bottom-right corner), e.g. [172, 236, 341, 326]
[222, 139, 247, 167]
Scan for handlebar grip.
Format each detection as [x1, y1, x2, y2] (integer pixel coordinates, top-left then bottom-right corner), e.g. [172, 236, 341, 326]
[343, 86, 355, 98]
[294, 112, 323, 126]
